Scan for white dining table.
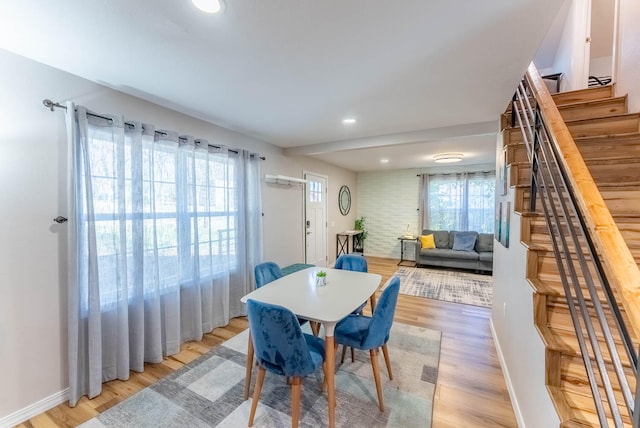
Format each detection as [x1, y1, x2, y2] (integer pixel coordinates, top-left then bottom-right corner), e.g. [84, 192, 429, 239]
[240, 266, 382, 428]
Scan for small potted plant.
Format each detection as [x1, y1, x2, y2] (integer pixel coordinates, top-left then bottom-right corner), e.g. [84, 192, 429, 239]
[316, 270, 327, 286]
[354, 216, 368, 252]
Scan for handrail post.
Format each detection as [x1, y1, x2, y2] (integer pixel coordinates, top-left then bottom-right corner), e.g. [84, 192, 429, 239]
[635, 351, 640, 427]
[529, 108, 541, 213]
[511, 91, 518, 128]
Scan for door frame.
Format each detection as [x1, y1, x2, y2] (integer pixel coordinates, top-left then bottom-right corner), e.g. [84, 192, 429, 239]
[303, 170, 328, 266]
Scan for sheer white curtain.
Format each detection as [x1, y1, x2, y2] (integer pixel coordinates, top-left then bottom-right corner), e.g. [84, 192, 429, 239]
[419, 171, 495, 232]
[66, 104, 263, 405]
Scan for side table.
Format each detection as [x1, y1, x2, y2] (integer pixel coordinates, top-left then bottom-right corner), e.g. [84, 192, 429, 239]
[397, 236, 417, 266]
[336, 230, 363, 258]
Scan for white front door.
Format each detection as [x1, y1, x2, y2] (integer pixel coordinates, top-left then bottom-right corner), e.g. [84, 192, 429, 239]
[304, 172, 328, 267]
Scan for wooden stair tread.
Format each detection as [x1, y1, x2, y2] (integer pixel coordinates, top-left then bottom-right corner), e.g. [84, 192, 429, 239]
[565, 113, 640, 138]
[543, 325, 633, 368]
[565, 112, 640, 125]
[555, 96, 628, 122]
[551, 85, 615, 106]
[562, 388, 631, 428]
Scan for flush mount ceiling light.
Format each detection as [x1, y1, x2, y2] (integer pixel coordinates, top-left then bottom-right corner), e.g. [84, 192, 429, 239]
[380, 159, 389, 164]
[342, 118, 356, 125]
[192, 0, 224, 13]
[433, 153, 463, 163]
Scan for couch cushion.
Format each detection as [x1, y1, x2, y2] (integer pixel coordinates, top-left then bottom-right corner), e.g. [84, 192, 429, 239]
[451, 231, 478, 251]
[420, 248, 479, 260]
[421, 229, 450, 249]
[476, 233, 494, 253]
[419, 234, 436, 249]
[478, 251, 493, 262]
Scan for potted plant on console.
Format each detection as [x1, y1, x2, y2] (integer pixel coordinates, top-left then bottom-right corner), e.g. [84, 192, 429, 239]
[354, 216, 368, 253]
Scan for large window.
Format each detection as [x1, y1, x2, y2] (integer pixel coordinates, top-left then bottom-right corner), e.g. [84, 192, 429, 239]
[425, 172, 495, 232]
[76, 121, 257, 312]
[68, 106, 263, 406]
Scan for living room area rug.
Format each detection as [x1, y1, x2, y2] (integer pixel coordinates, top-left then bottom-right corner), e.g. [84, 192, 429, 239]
[79, 321, 441, 428]
[388, 266, 493, 308]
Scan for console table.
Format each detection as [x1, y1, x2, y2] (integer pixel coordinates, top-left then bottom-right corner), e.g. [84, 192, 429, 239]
[336, 230, 363, 258]
[397, 236, 417, 266]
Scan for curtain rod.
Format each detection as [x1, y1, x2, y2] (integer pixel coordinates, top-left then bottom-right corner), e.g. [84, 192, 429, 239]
[416, 171, 494, 176]
[43, 99, 266, 160]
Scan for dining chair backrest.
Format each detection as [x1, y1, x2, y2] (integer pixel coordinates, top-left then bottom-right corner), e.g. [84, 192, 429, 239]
[246, 299, 320, 377]
[362, 276, 400, 349]
[254, 261, 284, 288]
[334, 254, 368, 272]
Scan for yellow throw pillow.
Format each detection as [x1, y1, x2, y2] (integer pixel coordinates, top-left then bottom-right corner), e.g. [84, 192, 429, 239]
[420, 234, 436, 249]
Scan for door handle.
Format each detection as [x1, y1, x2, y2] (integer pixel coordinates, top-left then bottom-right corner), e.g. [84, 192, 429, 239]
[306, 232, 312, 235]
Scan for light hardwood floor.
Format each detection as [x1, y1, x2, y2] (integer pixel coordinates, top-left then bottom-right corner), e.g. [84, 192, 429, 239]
[17, 257, 517, 428]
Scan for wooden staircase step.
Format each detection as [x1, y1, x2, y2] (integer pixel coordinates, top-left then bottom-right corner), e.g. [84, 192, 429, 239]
[600, 188, 640, 216]
[555, 96, 628, 122]
[503, 96, 627, 127]
[562, 389, 631, 428]
[561, 354, 636, 397]
[531, 274, 623, 304]
[547, 300, 630, 337]
[552, 85, 615, 106]
[545, 324, 632, 367]
[575, 132, 640, 160]
[566, 113, 640, 138]
[511, 158, 640, 188]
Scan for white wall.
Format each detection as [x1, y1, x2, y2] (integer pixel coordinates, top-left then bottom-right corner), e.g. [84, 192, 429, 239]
[356, 164, 495, 260]
[0, 49, 356, 424]
[617, 0, 640, 112]
[589, 55, 613, 77]
[490, 137, 560, 427]
[262, 156, 358, 267]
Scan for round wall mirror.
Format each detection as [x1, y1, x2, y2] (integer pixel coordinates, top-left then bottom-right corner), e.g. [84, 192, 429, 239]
[339, 185, 351, 215]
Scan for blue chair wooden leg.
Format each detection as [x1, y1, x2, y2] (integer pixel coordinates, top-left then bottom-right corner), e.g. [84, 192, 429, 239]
[369, 348, 384, 412]
[381, 344, 393, 380]
[291, 377, 302, 428]
[244, 332, 254, 400]
[249, 366, 266, 426]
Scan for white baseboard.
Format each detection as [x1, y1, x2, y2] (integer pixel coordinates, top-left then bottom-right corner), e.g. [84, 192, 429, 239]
[490, 319, 525, 428]
[0, 388, 69, 428]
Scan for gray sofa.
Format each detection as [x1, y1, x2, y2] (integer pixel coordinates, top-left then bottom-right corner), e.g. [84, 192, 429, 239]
[414, 229, 494, 273]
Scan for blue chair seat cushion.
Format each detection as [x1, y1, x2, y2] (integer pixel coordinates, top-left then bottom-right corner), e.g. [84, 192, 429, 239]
[259, 332, 325, 377]
[281, 263, 315, 275]
[335, 314, 378, 350]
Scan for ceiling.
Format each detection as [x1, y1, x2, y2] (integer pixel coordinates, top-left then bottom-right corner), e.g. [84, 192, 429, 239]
[0, 0, 564, 171]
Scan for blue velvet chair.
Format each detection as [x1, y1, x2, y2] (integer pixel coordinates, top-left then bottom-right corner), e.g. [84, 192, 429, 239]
[245, 262, 317, 401]
[254, 261, 314, 331]
[246, 299, 326, 428]
[334, 253, 368, 272]
[254, 261, 284, 288]
[334, 254, 368, 314]
[334, 254, 369, 363]
[334, 276, 400, 412]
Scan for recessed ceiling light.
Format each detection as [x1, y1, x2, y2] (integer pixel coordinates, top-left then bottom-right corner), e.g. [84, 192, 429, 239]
[433, 153, 463, 163]
[192, 0, 224, 13]
[380, 159, 389, 164]
[342, 118, 356, 125]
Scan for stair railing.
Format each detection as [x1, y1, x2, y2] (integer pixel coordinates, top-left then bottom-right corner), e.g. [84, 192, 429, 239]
[512, 63, 640, 427]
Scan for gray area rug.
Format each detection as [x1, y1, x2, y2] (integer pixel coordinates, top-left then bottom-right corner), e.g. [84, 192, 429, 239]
[79, 322, 441, 428]
[388, 266, 493, 308]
